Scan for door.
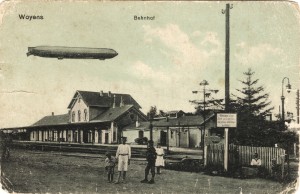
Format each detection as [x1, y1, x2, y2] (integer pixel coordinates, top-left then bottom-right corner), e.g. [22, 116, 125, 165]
[83, 130, 88, 143]
[160, 131, 167, 146]
[105, 133, 109, 144]
[73, 131, 78, 143]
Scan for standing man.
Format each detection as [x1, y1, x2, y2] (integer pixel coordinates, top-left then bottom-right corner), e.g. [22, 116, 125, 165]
[141, 140, 157, 184]
[115, 137, 131, 184]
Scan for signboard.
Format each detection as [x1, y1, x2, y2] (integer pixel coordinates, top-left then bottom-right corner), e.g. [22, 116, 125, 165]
[217, 113, 237, 128]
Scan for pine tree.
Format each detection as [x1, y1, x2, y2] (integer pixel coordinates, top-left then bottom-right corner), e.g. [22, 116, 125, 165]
[234, 68, 274, 118]
[231, 68, 274, 146]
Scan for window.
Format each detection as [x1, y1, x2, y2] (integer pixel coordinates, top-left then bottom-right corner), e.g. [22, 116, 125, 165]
[78, 97, 81, 103]
[170, 113, 177, 118]
[84, 109, 88, 121]
[78, 110, 81, 122]
[171, 131, 174, 139]
[72, 111, 75, 122]
[130, 113, 135, 120]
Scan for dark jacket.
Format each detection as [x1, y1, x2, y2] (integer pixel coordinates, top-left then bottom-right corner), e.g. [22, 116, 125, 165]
[146, 146, 157, 163]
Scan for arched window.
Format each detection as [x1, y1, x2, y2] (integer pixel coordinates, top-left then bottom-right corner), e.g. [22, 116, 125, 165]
[84, 109, 88, 121]
[72, 111, 75, 122]
[78, 110, 81, 122]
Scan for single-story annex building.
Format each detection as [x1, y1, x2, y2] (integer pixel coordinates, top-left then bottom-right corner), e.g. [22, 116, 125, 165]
[123, 111, 222, 148]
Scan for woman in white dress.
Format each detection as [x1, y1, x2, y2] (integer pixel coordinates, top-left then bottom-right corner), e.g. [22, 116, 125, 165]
[155, 143, 165, 174]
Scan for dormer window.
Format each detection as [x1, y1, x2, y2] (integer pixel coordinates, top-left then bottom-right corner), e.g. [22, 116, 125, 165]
[78, 98, 81, 103]
[78, 110, 81, 122]
[72, 111, 75, 122]
[84, 109, 88, 121]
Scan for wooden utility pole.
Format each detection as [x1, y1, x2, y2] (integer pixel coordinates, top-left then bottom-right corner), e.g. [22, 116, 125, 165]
[222, 3, 233, 172]
[225, 3, 231, 112]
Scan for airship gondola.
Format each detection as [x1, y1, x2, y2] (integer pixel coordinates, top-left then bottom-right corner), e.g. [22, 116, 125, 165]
[27, 46, 118, 60]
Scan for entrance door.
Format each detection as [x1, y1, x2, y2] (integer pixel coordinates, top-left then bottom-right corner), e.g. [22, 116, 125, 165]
[73, 131, 78, 143]
[83, 130, 88, 143]
[105, 133, 109, 144]
[98, 130, 102, 144]
[160, 131, 167, 146]
[139, 130, 144, 138]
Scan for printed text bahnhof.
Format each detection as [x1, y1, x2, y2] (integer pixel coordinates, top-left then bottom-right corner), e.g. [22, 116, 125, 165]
[134, 16, 155, 20]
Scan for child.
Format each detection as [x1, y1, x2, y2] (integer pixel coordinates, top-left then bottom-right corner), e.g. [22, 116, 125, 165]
[155, 143, 165, 174]
[105, 152, 116, 183]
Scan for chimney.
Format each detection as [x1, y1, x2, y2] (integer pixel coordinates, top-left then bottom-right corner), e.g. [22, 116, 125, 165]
[120, 96, 124, 107]
[52, 112, 54, 116]
[108, 91, 111, 97]
[113, 95, 116, 108]
[100, 90, 104, 96]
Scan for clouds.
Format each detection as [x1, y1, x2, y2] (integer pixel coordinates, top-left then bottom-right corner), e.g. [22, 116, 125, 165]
[122, 24, 225, 113]
[130, 60, 170, 83]
[138, 24, 225, 90]
[143, 24, 202, 69]
[143, 24, 222, 70]
[234, 42, 286, 67]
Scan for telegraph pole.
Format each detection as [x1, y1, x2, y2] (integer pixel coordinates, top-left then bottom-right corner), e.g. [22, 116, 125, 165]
[222, 3, 233, 172]
[192, 80, 218, 161]
[224, 3, 232, 112]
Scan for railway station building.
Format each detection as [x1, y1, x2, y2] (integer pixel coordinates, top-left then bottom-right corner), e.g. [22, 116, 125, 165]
[12, 90, 148, 144]
[2, 90, 221, 147]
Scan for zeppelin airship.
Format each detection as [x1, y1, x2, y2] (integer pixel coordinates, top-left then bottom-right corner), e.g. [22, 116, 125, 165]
[27, 46, 118, 60]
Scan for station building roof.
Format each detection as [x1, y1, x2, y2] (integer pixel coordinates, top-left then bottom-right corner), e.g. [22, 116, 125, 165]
[67, 90, 141, 109]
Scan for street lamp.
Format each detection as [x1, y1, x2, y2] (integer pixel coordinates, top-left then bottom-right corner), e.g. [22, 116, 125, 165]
[281, 77, 292, 125]
[192, 80, 219, 160]
[280, 77, 292, 178]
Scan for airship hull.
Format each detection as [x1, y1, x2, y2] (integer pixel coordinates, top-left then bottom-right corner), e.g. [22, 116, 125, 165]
[27, 46, 118, 60]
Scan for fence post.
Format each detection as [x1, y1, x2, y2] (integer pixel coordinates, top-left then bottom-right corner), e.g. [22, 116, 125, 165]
[224, 128, 229, 171]
[282, 150, 285, 180]
[204, 145, 207, 166]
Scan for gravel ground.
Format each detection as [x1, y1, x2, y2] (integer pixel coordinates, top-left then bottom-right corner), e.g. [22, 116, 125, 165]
[0, 148, 294, 194]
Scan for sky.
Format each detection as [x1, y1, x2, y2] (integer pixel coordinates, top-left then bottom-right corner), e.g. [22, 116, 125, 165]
[0, 1, 299, 128]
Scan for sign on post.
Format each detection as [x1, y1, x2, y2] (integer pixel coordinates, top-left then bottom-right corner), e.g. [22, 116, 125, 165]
[217, 113, 237, 172]
[217, 113, 237, 128]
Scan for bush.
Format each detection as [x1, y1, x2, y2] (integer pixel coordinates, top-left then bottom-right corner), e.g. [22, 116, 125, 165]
[165, 159, 203, 172]
[134, 137, 148, 145]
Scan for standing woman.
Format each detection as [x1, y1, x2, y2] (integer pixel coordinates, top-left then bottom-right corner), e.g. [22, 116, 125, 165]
[155, 143, 165, 174]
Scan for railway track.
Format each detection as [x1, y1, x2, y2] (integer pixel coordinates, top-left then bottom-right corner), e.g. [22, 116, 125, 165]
[11, 141, 201, 161]
[12, 141, 145, 158]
